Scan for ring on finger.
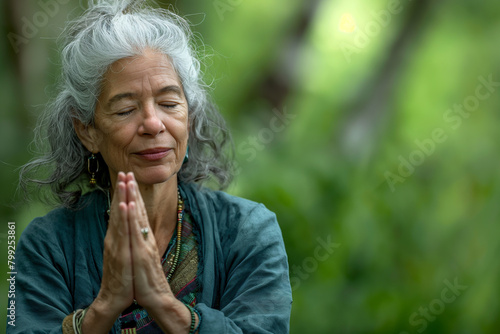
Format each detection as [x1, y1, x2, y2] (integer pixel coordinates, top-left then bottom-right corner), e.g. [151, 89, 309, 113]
[140, 227, 149, 240]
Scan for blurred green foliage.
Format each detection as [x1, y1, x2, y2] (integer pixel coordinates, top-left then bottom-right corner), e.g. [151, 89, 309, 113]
[1, 0, 500, 333]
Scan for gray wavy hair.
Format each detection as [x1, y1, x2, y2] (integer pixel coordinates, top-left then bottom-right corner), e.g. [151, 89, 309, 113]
[20, 0, 233, 208]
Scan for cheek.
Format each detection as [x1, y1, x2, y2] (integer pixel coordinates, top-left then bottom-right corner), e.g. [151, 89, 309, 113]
[168, 118, 189, 141]
[97, 125, 135, 157]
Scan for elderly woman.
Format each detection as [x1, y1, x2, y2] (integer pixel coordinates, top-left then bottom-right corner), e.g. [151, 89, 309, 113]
[10, 1, 292, 333]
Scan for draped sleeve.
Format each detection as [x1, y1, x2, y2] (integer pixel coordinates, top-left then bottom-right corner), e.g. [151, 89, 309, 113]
[182, 184, 293, 334]
[7, 209, 75, 334]
[6, 192, 113, 334]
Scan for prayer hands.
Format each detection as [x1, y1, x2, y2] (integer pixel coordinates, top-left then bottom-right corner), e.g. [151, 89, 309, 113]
[96, 172, 174, 316]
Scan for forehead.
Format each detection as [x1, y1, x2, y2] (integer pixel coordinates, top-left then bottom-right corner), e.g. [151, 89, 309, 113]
[101, 50, 181, 94]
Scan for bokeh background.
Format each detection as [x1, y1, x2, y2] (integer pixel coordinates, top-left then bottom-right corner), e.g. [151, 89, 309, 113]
[1, 0, 500, 333]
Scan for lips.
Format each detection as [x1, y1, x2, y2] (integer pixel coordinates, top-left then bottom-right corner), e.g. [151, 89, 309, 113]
[134, 147, 171, 161]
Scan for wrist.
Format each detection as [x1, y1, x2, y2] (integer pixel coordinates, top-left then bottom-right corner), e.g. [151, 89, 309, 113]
[81, 296, 122, 334]
[145, 296, 192, 334]
[145, 293, 178, 318]
[92, 293, 122, 320]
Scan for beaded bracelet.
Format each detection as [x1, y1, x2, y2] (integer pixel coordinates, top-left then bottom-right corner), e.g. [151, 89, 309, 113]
[73, 308, 88, 334]
[192, 307, 202, 333]
[186, 304, 195, 334]
[185, 304, 202, 334]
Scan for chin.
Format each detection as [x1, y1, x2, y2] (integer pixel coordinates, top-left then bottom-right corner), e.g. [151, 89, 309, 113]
[134, 167, 178, 185]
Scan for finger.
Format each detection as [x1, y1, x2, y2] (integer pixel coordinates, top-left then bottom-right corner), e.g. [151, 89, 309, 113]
[107, 172, 129, 246]
[128, 181, 151, 236]
[128, 200, 148, 301]
[118, 202, 129, 238]
[118, 171, 130, 203]
[128, 200, 137, 237]
[126, 172, 138, 206]
[126, 171, 135, 186]
[118, 171, 127, 182]
[114, 171, 126, 203]
[107, 187, 129, 249]
[127, 173, 149, 221]
[111, 172, 127, 220]
[128, 200, 146, 247]
[128, 200, 159, 277]
[127, 175, 136, 203]
[109, 180, 126, 229]
[100, 200, 134, 311]
[118, 180, 127, 208]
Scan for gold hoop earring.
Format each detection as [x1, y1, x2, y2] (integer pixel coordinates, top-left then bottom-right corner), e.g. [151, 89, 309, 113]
[87, 153, 99, 186]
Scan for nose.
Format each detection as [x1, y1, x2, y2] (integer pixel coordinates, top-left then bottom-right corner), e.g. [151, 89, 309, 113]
[139, 103, 165, 136]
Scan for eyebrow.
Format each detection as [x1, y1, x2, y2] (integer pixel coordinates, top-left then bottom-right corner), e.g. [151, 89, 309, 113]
[158, 85, 183, 97]
[106, 85, 184, 108]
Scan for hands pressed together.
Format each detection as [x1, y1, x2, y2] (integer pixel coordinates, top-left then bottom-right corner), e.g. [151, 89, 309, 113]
[82, 172, 196, 334]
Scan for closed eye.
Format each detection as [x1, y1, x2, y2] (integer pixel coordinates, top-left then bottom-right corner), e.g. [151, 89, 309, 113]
[160, 103, 178, 109]
[116, 108, 134, 116]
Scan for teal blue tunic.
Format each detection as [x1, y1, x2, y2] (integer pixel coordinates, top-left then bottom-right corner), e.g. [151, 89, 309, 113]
[7, 183, 292, 333]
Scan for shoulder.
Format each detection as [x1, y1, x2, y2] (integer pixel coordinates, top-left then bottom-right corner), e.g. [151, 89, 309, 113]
[21, 207, 74, 244]
[180, 183, 283, 245]
[20, 191, 105, 247]
[181, 183, 277, 226]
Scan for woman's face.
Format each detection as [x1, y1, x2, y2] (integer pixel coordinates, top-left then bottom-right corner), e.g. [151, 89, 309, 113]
[87, 50, 189, 187]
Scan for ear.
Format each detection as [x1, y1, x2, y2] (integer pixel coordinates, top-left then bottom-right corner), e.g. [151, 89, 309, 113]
[73, 118, 99, 153]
